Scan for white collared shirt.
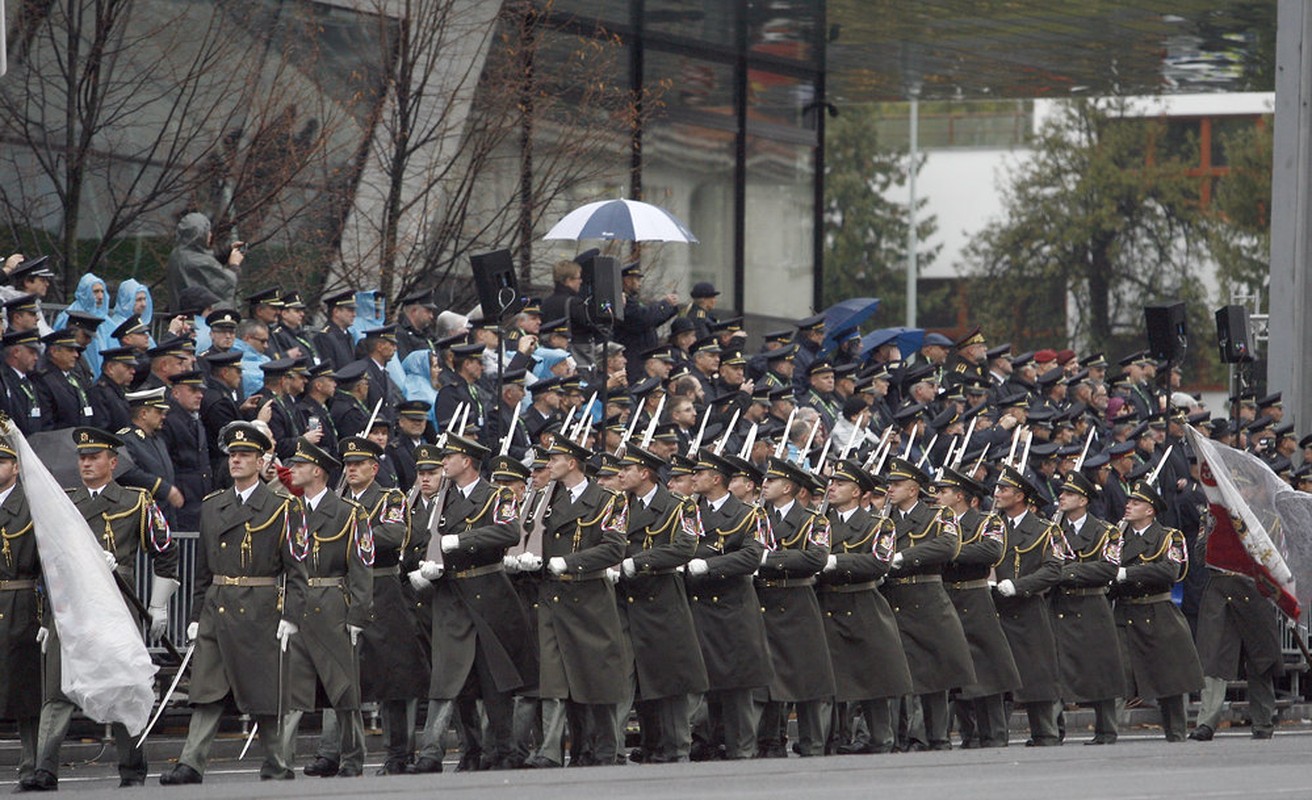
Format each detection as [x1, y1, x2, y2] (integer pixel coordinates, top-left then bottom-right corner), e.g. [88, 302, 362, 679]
[773, 499, 795, 519]
[707, 492, 731, 513]
[1008, 509, 1028, 528]
[838, 507, 856, 523]
[0, 483, 16, 508]
[568, 479, 588, 504]
[1068, 514, 1086, 535]
[458, 476, 480, 499]
[638, 485, 658, 509]
[235, 483, 258, 505]
[305, 486, 329, 512]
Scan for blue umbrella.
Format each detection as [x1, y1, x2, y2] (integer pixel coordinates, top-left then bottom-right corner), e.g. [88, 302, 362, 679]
[820, 297, 880, 354]
[859, 327, 924, 362]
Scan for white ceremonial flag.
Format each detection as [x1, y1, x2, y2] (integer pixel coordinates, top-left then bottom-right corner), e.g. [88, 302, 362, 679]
[2, 419, 157, 734]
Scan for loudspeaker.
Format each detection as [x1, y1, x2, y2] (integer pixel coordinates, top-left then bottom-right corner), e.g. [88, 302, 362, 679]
[579, 254, 624, 322]
[1214, 305, 1254, 363]
[470, 249, 520, 318]
[1144, 302, 1188, 362]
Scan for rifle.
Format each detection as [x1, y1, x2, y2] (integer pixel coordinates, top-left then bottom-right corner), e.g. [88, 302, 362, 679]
[521, 481, 556, 557]
[421, 472, 452, 565]
[713, 409, 740, 455]
[774, 407, 798, 459]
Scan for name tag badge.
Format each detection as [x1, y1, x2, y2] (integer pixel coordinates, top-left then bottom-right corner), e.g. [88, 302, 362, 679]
[83, 406, 93, 416]
[30, 408, 41, 418]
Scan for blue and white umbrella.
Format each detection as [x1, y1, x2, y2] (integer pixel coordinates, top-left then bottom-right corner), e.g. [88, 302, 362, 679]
[543, 199, 698, 243]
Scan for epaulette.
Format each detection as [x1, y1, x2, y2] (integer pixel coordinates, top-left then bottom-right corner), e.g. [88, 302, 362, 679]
[202, 488, 227, 501]
[131, 428, 145, 439]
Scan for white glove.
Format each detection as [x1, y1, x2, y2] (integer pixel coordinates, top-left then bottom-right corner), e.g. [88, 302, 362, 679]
[996, 579, 1017, 597]
[760, 550, 770, 565]
[824, 555, 838, 573]
[186, 622, 199, 642]
[36, 627, 49, 653]
[419, 560, 444, 581]
[518, 553, 544, 572]
[502, 554, 522, 574]
[1116, 567, 1128, 583]
[347, 624, 363, 647]
[622, 558, 636, 578]
[103, 550, 119, 570]
[891, 552, 905, 569]
[148, 605, 169, 640]
[547, 556, 567, 575]
[276, 619, 298, 652]
[408, 569, 432, 591]
[688, 559, 709, 577]
[440, 534, 461, 553]
[605, 568, 621, 585]
[147, 575, 180, 640]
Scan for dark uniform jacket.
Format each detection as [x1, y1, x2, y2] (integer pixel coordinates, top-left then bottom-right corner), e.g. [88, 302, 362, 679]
[755, 500, 835, 703]
[537, 480, 627, 704]
[395, 323, 433, 362]
[35, 368, 93, 430]
[429, 478, 535, 699]
[312, 324, 355, 372]
[619, 486, 708, 701]
[88, 378, 131, 435]
[286, 490, 373, 711]
[942, 507, 1021, 699]
[271, 325, 319, 365]
[247, 390, 300, 462]
[200, 378, 243, 473]
[881, 501, 977, 694]
[1112, 520, 1204, 698]
[188, 483, 310, 715]
[0, 485, 42, 718]
[435, 378, 487, 433]
[293, 396, 340, 460]
[330, 392, 370, 440]
[1054, 513, 1126, 702]
[686, 493, 772, 692]
[1194, 570, 1285, 681]
[160, 400, 213, 530]
[994, 509, 1064, 703]
[122, 424, 177, 514]
[615, 293, 677, 377]
[2, 367, 47, 435]
[351, 481, 426, 702]
[818, 506, 912, 702]
[679, 303, 715, 342]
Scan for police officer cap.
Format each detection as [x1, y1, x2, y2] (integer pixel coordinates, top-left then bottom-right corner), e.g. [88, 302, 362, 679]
[9, 256, 54, 284]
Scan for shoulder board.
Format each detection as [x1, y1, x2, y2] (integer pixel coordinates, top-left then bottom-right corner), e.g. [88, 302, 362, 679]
[203, 488, 227, 501]
[64, 487, 78, 495]
[341, 496, 365, 510]
[132, 428, 145, 439]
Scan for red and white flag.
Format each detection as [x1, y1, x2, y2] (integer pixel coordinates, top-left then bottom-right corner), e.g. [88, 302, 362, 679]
[1187, 427, 1302, 620]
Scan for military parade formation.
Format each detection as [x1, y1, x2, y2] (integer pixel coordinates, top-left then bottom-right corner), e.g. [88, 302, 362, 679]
[0, 246, 1306, 791]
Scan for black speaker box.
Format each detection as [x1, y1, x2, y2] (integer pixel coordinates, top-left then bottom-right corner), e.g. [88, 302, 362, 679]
[579, 254, 624, 322]
[1214, 305, 1254, 363]
[1144, 302, 1188, 362]
[470, 249, 520, 318]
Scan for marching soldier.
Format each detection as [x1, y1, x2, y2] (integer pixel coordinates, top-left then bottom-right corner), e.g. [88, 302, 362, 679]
[1053, 471, 1126, 745]
[685, 451, 773, 761]
[159, 422, 309, 784]
[339, 436, 424, 775]
[398, 444, 442, 773]
[935, 468, 1021, 749]
[991, 466, 1065, 747]
[615, 445, 708, 763]
[754, 457, 835, 758]
[524, 435, 627, 768]
[0, 440, 42, 784]
[881, 457, 976, 751]
[24, 427, 179, 791]
[1112, 480, 1204, 741]
[412, 434, 535, 771]
[820, 459, 913, 755]
[279, 438, 373, 777]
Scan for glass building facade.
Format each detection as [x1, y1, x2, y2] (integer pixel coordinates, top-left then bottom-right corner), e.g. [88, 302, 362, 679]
[539, 0, 826, 320]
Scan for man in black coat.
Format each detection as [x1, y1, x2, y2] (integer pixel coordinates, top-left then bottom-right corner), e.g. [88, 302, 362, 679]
[121, 387, 184, 523]
[312, 290, 358, 372]
[360, 326, 404, 423]
[294, 362, 342, 459]
[200, 352, 246, 477]
[160, 371, 213, 529]
[434, 343, 487, 432]
[0, 329, 48, 435]
[613, 264, 678, 379]
[395, 289, 438, 360]
[88, 347, 138, 434]
[34, 330, 93, 430]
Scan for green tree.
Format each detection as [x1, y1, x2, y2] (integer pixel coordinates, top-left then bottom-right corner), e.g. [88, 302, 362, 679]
[961, 99, 1211, 361]
[1206, 117, 1272, 299]
[822, 104, 939, 322]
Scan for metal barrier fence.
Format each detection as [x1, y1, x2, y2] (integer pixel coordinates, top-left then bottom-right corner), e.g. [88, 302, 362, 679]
[133, 530, 200, 654]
